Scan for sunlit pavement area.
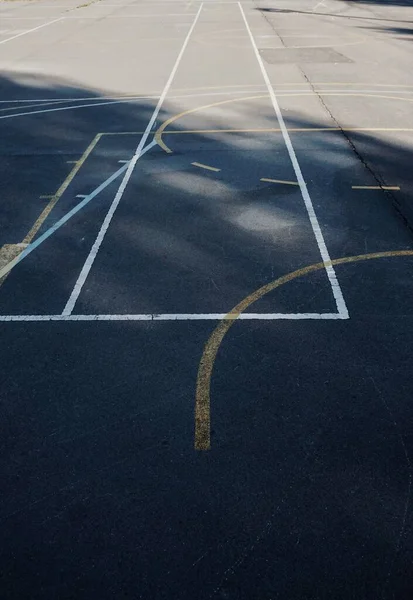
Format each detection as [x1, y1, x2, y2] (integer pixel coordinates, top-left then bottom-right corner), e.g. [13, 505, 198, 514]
[1, 0, 413, 597]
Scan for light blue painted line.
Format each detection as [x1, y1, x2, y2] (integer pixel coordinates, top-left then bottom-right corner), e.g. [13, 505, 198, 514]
[0, 137, 157, 280]
[0, 164, 128, 280]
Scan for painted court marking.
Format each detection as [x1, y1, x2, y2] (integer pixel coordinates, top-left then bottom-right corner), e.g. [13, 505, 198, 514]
[2, 91, 413, 122]
[261, 178, 299, 186]
[23, 135, 101, 245]
[0, 121, 407, 290]
[192, 161, 220, 172]
[0, 5, 410, 321]
[238, 2, 348, 318]
[0, 141, 156, 284]
[194, 250, 413, 451]
[0, 312, 344, 322]
[0, 86, 412, 105]
[154, 92, 413, 154]
[0, 17, 63, 45]
[352, 185, 400, 191]
[62, 3, 204, 316]
[0, 135, 104, 286]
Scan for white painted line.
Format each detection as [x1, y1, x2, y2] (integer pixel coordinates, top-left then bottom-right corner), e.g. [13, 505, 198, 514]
[0, 142, 155, 282]
[0, 164, 125, 281]
[0, 90, 261, 105]
[0, 97, 142, 103]
[118, 160, 130, 163]
[0, 98, 156, 121]
[76, 194, 88, 198]
[64, 12, 198, 16]
[239, 2, 348, 319]
[0, 17, 63, 46]
[62, 4, 203, 316]
[0, 312, 345, 322]
[312, 0, 326, 11]
[0, 17, 57, 20]
[0, 90, 267, 120]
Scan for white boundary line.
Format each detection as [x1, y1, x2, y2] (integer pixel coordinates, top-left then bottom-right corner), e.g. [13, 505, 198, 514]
[1, 17, 58, 20]
[62, 3, 204, 316]
[312, 0, 326, 12]
[0, 17, 63, 46]
[0, 312, 346, 322]
[0, 90, 265, 120]
[0, 89, 264, 103]
[0, 98, 161, 121]
[238, 2, 348, 319]
[3, 89, 413, 121]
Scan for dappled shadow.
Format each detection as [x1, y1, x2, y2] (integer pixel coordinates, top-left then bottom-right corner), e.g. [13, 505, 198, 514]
[256, 6, 413, 24]
[349, 0, 413, 5]
[365, 24, 413, 36]
[1, 67, 413, 599]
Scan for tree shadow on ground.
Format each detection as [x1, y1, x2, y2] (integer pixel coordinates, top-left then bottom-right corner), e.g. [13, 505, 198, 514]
[1, 68, 413, 600]
[256, 5, 413, 24]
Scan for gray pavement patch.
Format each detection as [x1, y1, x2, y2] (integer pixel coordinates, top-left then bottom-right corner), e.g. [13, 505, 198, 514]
[259, 47, 353, 64]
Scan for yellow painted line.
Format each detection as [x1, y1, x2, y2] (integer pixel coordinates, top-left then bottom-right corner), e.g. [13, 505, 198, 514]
[154, 95, 266, 153]
[22, 133, 102, 245]
[261, 178, 299, 186]
[194, 249, 413, 451]
[99, 126, 413, 145]
[0, 129, 157, 286]
[313, 92, 413, 105]
[162, 127, 413, 135]
[0, 243, 28, 285]
[102, 131, 145, 135]
[9, 129, 154, 269]
[155, 91, 413, 154]
[192, 162, 221, 172]
[165, 128, 281, 134]
[281, 83, 413, 88]
[352, 185, 400, 191]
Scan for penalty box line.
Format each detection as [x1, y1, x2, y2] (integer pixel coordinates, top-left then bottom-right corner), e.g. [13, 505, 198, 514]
[0, 313, 346, 322]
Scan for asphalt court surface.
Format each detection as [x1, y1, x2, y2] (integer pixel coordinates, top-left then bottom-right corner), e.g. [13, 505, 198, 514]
[2, 0, 413, 598]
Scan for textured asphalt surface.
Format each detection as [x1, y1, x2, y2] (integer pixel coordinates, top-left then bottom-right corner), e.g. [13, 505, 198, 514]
[1, 0, 413, 598]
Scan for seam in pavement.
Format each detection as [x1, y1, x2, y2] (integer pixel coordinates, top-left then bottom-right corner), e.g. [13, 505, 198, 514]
[300, 70, 413, 232]
[257, 5, 413, 234]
